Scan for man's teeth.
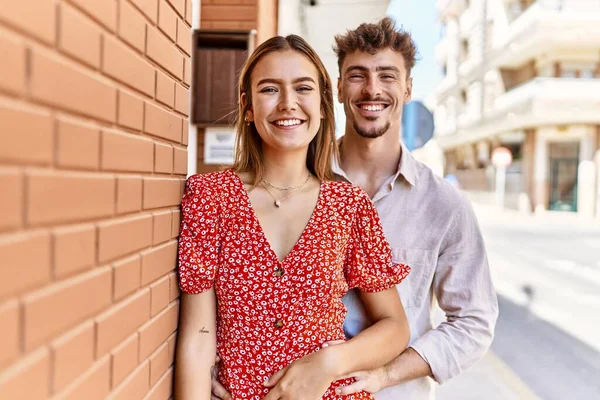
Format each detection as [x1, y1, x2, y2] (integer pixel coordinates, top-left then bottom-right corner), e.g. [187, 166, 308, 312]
[275, 119, 302, 126]
[361, 105, 385, 111]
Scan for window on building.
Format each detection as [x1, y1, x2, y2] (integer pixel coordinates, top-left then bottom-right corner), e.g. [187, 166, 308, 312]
[461, 39, 469, 61]
[460, 89, 468, 104]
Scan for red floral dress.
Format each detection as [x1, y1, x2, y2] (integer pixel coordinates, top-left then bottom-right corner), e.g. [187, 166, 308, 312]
[178, 170, 410, 399]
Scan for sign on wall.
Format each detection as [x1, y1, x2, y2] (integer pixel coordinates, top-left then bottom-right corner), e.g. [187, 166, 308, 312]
[204, 127, 236, 165]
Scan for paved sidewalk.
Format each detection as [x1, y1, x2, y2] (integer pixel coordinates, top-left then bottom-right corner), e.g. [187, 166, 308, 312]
[436, 352, 539, 400]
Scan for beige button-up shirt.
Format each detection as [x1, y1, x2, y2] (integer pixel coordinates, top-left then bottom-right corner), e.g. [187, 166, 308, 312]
[336, 143, 499, 399]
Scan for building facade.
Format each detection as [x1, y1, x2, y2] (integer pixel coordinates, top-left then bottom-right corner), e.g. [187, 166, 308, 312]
[433, 0, 600, 217]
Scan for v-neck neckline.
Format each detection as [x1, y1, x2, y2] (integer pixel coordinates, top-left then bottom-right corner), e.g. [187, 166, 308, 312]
[228, 169, 324, 265]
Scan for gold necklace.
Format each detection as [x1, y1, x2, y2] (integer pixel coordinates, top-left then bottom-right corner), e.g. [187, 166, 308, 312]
[262, 173, 311, 191]
[260, 175, 311, 208]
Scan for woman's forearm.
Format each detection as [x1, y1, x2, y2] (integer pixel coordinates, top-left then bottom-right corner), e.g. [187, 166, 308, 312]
[174, 340, 214, 400]
[328, 315, 409, 378]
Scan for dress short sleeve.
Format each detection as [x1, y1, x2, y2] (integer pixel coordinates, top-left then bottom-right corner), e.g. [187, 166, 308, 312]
[178, 174, 221, 294]
[345, 189, 410, 292]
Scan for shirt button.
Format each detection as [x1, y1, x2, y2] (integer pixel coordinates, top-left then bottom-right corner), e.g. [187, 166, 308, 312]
[274, 320, 284, 329]
[273, 268, 284, 277]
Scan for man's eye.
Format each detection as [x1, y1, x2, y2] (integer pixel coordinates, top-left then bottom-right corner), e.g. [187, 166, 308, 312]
[381, 75, 395, 80]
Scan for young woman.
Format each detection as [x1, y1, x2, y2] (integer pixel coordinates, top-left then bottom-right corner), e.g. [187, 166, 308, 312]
[175, 35, 411, 400]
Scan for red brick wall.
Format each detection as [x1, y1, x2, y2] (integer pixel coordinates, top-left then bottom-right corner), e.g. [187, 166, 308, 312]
[201, 0, 258, 31]
[0, 0, 193, 398]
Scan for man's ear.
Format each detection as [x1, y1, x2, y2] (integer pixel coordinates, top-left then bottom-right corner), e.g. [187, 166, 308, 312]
[404, 77, 413, 104]
[241, 92, 254, 121]
[337, 78, 343, 103]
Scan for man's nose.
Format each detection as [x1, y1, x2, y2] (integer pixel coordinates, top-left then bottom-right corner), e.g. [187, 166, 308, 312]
[362, 76, 381, 98]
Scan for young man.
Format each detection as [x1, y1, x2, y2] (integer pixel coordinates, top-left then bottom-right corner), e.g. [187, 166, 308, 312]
[331, 18, 498, 398]
[211, 18, 498, 399]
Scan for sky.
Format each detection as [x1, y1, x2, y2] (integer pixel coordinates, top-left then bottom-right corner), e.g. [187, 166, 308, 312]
[386, 0, 443, 101]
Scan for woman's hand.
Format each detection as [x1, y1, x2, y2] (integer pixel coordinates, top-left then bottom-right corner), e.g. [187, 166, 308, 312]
[263, 346, 341, 400]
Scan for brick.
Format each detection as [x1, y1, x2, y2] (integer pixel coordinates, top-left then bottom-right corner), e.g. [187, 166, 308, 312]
[53, 224, 96, 278]
[172, 146, 187, 175]
[103, 35, 155, 97]
[0, 300, 20, 369]
[0, 168, 23, 232]
[182, 123, 189, 145]
[113, 255, 142, 301]
[175, 83, 189, 116]
[23, 267, 112, 351]
[156, 70, 175, 107]
[143, 178, 181, 210]
[140, 241, 177, 286]
[117, 176, 143, 214]
[144, 102, 181, 142]
[203, 21, 241, 30]
[98, 214, 153, 263]
[158, 0, 177, 42]
[56, 118, 101, 170]
[54, 356, 111, 400]
[119, 0, 147, 53]
[145, 368, 172, 400]
[0, 231, 51, 300]
[0, 33, 26, 95]
[0, 101, 53, 165]
[51, 321, 95, 392]
[154, 143, 173, 174]
[152, 211, 172, 245]
[149, 342, 169, 386]
[59, 3, 102, 68]
[26, 171, 115, 225]
[185, 1, 192, 24]
[139, 302, 178, 360]
[183, 57, 191, 86]
[69, 0, 117, 32]
[0, 348, 49, 399]
[176, 19, 191, 56]
[111, 360, 150, 400]
[146, 27, 184, 79]
[30, 49, 117, 122]
[167, 332, 176, 365]
[95, 289, 150, 357]
[118, 90, 144, 131]
[171, 210, 181, 238]
[168, 272, 180, 302]
[0, 1, 55, 44]
[101, 129, 154, 172]
[150, 276, 170, 316]
[130, 0, 159, 23]
[111, 333, 139, 387]
[167, 0, 185, 17]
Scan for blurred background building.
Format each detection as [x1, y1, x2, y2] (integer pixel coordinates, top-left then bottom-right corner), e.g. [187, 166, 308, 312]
[433, 0, 600, 217]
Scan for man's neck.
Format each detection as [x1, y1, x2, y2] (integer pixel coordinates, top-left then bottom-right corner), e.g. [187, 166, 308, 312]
[339, 128, 403, 198]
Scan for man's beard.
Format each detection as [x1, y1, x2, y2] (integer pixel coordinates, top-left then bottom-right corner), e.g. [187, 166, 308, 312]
[352, 119, 391, 139]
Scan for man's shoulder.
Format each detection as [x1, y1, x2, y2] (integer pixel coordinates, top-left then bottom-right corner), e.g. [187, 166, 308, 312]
[412, 159, 470, 213]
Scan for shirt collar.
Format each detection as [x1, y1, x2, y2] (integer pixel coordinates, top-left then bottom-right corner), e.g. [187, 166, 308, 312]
[333, 137, 418, 187]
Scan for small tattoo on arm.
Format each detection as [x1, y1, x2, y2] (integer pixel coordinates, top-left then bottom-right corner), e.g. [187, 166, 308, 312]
[199, 326, 209, 334]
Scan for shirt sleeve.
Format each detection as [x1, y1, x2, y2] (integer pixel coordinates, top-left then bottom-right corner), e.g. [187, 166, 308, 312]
[345, 189, 410, 292]
[409, 196, 499, 384]
[177, 174, 221, 294]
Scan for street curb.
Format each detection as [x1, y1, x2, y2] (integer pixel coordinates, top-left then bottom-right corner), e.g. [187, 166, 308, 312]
[484, 352, 540, 400]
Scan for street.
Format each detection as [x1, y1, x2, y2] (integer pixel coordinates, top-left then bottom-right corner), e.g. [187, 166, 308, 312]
[437, 204, 600, 400]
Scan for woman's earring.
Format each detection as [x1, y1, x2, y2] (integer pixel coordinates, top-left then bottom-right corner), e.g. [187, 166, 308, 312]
[244, 116, 250, 126]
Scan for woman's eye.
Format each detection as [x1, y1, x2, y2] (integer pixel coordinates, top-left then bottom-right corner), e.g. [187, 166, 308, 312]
[260, 87, 277, 93]
[297, 86, 313, 92]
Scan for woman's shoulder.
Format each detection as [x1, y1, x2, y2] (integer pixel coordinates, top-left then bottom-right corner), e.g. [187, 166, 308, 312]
[323, 180, 369, 204]
[185, 169, 233, 191]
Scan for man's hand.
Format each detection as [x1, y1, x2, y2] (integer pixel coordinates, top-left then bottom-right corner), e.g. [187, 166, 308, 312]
[321, 340, 385, 396]
[211, 356, 232, 400]
[263, 347, 339, 400]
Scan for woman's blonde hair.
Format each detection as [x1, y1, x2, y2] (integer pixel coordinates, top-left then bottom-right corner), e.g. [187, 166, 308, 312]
[232, 35, 338, 185]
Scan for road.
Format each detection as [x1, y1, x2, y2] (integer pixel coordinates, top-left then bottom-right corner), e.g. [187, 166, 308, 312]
[437, 205, 600, 400]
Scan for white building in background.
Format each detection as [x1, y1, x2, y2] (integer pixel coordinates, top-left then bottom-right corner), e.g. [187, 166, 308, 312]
[433, 0, 600, 217]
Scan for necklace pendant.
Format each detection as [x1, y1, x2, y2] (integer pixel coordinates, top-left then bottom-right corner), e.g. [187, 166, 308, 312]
[274, 200, 281, 208]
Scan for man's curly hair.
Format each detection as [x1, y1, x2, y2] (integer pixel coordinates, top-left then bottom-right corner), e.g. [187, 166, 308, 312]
[333, 17, 419, 76]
